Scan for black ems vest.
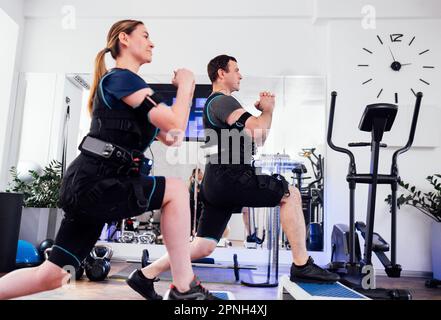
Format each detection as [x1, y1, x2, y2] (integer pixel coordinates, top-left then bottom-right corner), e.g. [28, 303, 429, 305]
[202, 92, 255, 165]
[58, 82, 159, 217]
[88, 85, 158, 153]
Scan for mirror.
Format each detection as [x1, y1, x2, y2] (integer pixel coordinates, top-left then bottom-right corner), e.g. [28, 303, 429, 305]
[15, 72, 326, 254]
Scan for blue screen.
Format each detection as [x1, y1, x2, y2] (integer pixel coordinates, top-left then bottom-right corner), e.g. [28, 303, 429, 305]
[172, 97, 207, 141]
[150, 84, 211, 141]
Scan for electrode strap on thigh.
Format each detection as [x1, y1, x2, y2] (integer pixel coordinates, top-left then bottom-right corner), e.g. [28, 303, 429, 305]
[274, 174, 290, 197]
[255, 174, 290, 197]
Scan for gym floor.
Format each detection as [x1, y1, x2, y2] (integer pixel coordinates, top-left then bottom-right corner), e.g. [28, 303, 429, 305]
[5, 261, 441, 300]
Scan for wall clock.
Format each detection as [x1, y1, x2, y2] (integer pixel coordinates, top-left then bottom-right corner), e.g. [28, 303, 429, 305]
[358, 34, 434, 103]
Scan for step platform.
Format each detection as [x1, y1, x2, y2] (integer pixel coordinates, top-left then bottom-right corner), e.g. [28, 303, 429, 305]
[277, 275, 370, 300]
[163, 290, 236, 300]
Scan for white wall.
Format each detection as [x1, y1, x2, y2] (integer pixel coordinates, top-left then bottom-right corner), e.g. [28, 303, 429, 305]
[314, 0, 441, 20]
[0, 0, 24, 22]
[0, 9, 18, 188]
[20, 18, 326, 76]
[0, 0, 24, 189]
[326, 17, 441, 273]
[18, 74, 58, 165]
[7, 0, 440, 272]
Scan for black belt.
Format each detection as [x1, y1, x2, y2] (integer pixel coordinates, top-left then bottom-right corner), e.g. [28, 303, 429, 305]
[78, 136, 152, 176]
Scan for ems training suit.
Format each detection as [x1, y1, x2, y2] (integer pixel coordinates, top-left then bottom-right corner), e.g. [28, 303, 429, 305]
[197, 93, 289, 242]
[49, 68, 166, 270]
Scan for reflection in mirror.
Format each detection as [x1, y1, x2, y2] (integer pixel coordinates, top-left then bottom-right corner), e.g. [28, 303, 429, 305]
[231, 76, 326, 251]
[68, 74, 326, 252]
[17, 73, 60, 167]
[15, 73, 325, 254]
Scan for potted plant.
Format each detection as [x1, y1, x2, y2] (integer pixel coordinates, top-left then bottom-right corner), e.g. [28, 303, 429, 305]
[386, 174, 441, 285]
[6, 160, 63, 246]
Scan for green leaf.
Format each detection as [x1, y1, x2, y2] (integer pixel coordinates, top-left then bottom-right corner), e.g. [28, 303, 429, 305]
[391, 174, 441, 222]
[7, 160, 62, 208]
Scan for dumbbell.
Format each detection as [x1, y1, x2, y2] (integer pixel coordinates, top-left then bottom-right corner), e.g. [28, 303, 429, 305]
[118, 231, 137, 243]
[138, 231, 157, 244]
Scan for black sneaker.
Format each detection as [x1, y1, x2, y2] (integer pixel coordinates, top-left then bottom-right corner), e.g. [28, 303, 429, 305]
[126, 269, 163, 300]
[168, 277, 222, 300]
[290, 257, 340, 284]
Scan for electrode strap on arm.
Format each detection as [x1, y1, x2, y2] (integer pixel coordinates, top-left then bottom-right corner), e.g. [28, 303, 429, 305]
[140, 92, 165, 112]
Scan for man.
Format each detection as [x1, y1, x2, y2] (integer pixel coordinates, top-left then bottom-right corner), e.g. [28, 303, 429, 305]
[127, 55, 339, 300]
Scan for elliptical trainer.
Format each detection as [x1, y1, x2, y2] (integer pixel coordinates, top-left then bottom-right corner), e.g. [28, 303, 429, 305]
[327, 91, 423, 300]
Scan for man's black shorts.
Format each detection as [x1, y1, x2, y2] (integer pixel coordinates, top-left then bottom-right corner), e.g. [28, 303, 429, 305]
[197, 164, 287, 241]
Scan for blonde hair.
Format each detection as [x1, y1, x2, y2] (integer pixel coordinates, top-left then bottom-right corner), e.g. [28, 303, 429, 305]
[87, 19, 144, 114]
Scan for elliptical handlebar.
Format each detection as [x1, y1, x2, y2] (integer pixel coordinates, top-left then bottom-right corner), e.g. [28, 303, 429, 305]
[327, 91, 357, 175]
[391, 92, 423, 174]
[307, 154, 324, 189]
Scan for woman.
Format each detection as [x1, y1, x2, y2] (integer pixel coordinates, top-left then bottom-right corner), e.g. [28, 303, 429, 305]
[0, 20, 217, 300]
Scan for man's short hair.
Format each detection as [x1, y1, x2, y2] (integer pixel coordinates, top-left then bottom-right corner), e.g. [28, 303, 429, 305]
[207, 55, 237, 83]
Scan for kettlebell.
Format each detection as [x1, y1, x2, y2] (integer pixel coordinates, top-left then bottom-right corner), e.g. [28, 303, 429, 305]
[38, 239, 54, 261]
[85, 245, 113, 281]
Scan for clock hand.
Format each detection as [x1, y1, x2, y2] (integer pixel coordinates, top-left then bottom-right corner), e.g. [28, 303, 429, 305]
[388, 46, 397, 62]
[401, 63, 412, 66]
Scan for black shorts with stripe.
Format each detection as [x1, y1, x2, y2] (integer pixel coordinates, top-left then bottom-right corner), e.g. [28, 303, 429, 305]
[48, 155, 165, 270]
[197, 164, 286, 242]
